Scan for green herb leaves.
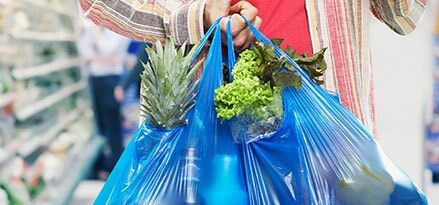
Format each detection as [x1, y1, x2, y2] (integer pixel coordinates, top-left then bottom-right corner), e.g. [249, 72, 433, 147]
[285, 47, 327, 85]
[215, 48, 280, 120]
[214, 40, 327, 121]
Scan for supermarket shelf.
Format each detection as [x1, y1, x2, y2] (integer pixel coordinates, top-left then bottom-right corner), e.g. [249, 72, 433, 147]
[20, 0, 74, 17]
[0, 0, 18, 6]
[13, 58, 80, 80]
[0, 149, 11, 168]
[0, 92, 15, 108]
[33, 137, 105, 205]
[16, 107, 85, 157]
[0, 45, 18, 55]
[2, 105, 88, 166]
[15, 81, 87, 121]
[10, 31, 75, 42]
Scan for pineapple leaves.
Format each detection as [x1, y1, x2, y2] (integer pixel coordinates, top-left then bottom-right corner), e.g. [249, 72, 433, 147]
[140, 37, 327, 127]
[140, 37, 204, 129]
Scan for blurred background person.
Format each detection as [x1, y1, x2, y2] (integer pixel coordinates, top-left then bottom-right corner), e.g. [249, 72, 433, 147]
[79, 22, 130, 178]
[114, 42, 151, 144]
[114, 43, 151, 104]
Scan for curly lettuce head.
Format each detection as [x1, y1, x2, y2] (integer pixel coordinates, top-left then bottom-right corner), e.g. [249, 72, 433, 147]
[215, 49, 281, 120]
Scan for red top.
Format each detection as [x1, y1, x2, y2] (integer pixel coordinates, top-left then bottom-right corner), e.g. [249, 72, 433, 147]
[231, 0, 312, 55]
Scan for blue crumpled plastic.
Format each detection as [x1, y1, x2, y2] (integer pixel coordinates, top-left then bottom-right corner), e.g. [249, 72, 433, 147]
[94, 17, 427, 205]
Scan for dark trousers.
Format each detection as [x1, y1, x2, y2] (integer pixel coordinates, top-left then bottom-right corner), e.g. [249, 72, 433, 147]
[90, 75, 124, 172]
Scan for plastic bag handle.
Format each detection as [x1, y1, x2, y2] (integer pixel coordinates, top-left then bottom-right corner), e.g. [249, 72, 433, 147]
[239, 16, 304, 75]
[224, 16, 306, 80]
[191, 18, 223, 66]
[226, 18, 236, 82]
[197, 16, 306, 80]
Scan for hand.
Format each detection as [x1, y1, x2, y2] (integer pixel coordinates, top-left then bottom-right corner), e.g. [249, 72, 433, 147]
[225, 1, 261, 50]
[114, 86, 124, 102]
[91, 55, 118, 65]
[204, 0, 232, 30]
[204, 0, 261, 50]
[105, 56, 118, 65]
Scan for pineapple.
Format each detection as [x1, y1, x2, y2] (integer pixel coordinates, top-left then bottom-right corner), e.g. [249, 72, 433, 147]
[139, 38, 203, 129]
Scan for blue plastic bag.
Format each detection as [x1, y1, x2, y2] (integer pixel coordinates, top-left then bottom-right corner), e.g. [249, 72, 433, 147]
[95, 17, 427, 205]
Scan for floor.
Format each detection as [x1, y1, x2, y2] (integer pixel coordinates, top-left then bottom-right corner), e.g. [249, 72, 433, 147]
[426, 185, 439, 204]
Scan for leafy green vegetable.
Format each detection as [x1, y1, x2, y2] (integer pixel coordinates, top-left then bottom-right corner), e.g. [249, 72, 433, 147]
[214, 77, 279, 120]
[232, 50, 259, 80]
[272, 70, 302, 89]
[285, 47, 327, 85]
[215, 48, 281, 120]
[271, 38, 284, 47]
[251, 42, 308, 89]
[214, 41, 327, 121]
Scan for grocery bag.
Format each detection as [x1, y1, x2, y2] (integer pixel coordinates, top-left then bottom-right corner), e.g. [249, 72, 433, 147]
[94, 17, 427, 205]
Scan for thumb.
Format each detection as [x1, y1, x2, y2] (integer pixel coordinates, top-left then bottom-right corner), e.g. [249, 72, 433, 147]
[230, 1, 258, 23]
[230, 1, 258, 15]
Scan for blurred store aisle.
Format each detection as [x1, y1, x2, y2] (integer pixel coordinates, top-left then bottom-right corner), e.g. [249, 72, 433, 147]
[72, 181, 104, 204]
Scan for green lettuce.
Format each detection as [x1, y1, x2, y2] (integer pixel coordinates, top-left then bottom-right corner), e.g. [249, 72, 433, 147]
[214, 42, 327, 121]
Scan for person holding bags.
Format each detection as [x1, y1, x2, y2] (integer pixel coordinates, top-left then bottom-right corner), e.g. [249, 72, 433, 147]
[79, 0, 426, 133]
[79, 0, 428, 204]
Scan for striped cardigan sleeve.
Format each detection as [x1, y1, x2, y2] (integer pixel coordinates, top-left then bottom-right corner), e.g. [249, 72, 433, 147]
[78, 0, 206, 45]
[370, 0, 428, 35]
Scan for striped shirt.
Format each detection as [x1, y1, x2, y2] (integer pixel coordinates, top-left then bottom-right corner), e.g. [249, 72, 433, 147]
[79, 0, 427, 132]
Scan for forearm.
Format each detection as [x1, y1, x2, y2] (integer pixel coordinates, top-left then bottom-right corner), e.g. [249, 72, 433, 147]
[370, 0, 427, 35]
[78, 0, 206, 45]
[393, 0, 414, 16]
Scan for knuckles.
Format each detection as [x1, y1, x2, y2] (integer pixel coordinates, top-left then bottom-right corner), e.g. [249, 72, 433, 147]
[234, 35, 247, 47]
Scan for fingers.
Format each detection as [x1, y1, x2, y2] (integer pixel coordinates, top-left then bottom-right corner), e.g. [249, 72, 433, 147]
[219, 15, 248, 49]
[220, 14, 245, 36]
[220, 0, 260, 36]
[204, 0, 233, 29]
[236, 16, 262, 50]
[114, 86, 124, 102]
[230, 1, 258, 20]
[217, 1, 262, 50]
[230, 16, 262, 50]
[253, 15, 263, 29]
[234, 28, 253, 51]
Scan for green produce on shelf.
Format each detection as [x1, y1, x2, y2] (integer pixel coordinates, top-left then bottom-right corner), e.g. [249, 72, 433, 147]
[140, 37, 204, 129]
[0, 183, 23, 205]
[24, 175, 45, 199]
[0, 68, 11, 94]
[0, 1, 97, 204]
[0, 84, 9, 94]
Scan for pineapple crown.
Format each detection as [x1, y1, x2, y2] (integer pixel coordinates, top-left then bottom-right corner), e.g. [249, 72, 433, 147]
[140, 37, 203, 129]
